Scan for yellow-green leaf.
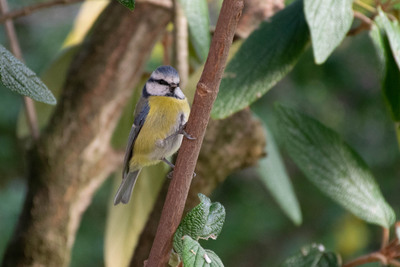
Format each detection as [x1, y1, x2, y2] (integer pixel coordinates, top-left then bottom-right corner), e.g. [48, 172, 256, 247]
[276, 104, 395, 228]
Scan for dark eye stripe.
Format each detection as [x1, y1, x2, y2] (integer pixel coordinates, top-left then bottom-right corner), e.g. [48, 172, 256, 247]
[158, 79, 169, 85]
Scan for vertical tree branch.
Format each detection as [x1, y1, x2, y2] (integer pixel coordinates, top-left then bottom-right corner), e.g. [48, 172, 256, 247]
[146, 0, 244, 265]
[172, 0, 188, 88]
[0, 0, 40, 140]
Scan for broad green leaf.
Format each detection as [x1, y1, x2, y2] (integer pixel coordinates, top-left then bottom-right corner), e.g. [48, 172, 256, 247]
[377, 8, 400, 70]
[370, 21, 385, 66]
[276, 104, 396, 228]
[173, 194, 225, 254]
[116, 0, 135, 10]
[0, 45, 56, 105]
[212, 0, 310, 119]
[255, 119, 302, 225]
[281, 243, 341, 267]
[304, 0, 353, 64]
[370, 18, 400, 121]
[105, 165, 168, 267]
[181, 236, 224, 267]
[179, 0, 210, 62]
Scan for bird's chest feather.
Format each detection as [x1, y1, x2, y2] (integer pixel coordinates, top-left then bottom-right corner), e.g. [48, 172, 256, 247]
[134, 96, 190, 158]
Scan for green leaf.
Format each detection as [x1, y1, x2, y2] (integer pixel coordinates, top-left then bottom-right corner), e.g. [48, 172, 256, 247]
[276, 104, 396, 228]
[173, 194, 225, 254]
[377, 8, 400, 70]
[370, 17, 400, 122]
[0, 45, 56, 105]
[181, 236, 224, 267]
[304, 0, 353, 64]
[212, 0, 310, 119]
[281, 243, 341, 267]
[115, 0, 135, 10]
[255, 119, 302, 225]
[179, 0, 210, 62]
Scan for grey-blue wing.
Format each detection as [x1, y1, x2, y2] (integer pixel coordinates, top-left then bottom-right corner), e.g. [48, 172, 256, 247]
[122, 97, 150, 179]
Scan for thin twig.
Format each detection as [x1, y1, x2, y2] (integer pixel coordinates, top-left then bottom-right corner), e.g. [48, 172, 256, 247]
[146, 0, 244, 266]
[390, 259, 400, 267]
[382, 227, 390, 250]
[343, 252, 387, 267]
[172, 0, 188, 89]
[354, 0, 377, 13]
[0, 0, 39, 140]
[161, 31, 172, 65]
[354, 11, 373, 25]
[347, 11, 373, 36]
[0, 0, 85, 23]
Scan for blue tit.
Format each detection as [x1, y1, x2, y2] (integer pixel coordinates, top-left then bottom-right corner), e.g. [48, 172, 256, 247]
[114, 66, 191, 205]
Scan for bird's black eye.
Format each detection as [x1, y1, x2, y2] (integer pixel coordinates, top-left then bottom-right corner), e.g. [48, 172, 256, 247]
[158, 79, 169, 86]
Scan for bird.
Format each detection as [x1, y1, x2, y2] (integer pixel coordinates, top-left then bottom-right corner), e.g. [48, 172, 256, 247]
[114, 65, 193, 205]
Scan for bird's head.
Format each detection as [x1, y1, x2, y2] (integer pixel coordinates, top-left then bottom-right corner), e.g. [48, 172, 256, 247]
[143, 66, 185, 99]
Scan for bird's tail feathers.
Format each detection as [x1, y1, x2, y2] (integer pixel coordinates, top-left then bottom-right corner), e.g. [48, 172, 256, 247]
[113, 170, 141, 205]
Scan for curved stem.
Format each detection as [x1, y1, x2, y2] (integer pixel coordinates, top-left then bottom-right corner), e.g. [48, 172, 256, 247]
[0, 0, 85, 23]
[354, 0, 377, 13]
[0, 0, 39, 140]
[343, 252, 387, 267]
[382, 227, 390, 250]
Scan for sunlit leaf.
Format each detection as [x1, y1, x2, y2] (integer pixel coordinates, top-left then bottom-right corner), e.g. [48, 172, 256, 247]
[281, 243, 341, 267]
[0, 45, 56, 105]
[276, 104, 396, 228]
[116, 0, 135, 10]
[370, 17, 400, 121]
[377, 8, 400, 70]
[105, 165, 168, 267]
[173, 194, 225, 254]
[179, 0, 210, 62]
[212, 0, 309, 119]
[255, 118, 302, 225]
[304, 0, 353, 64]
[181, 236, 224, 267]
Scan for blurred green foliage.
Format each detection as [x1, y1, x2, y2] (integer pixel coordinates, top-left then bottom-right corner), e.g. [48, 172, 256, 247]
[1, 1, 399, 267]
[208, 33, 400, 266]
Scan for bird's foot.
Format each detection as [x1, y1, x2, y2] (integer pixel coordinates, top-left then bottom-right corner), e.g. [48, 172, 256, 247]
[179, 123, 196, 140]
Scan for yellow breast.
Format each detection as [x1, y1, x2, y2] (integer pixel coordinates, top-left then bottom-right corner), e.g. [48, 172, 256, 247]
[131, 96, 190, 167]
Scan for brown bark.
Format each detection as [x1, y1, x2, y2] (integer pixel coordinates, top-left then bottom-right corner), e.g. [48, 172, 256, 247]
[1, 2, 172, 267]
[131, 0, 283, 264]
[146, 0, 244, 265]
[130, 109, 266, 266]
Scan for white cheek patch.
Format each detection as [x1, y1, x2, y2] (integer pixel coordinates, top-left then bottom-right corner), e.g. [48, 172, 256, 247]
[175, 87, 185, 99]
[147, 82, 167, 96]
